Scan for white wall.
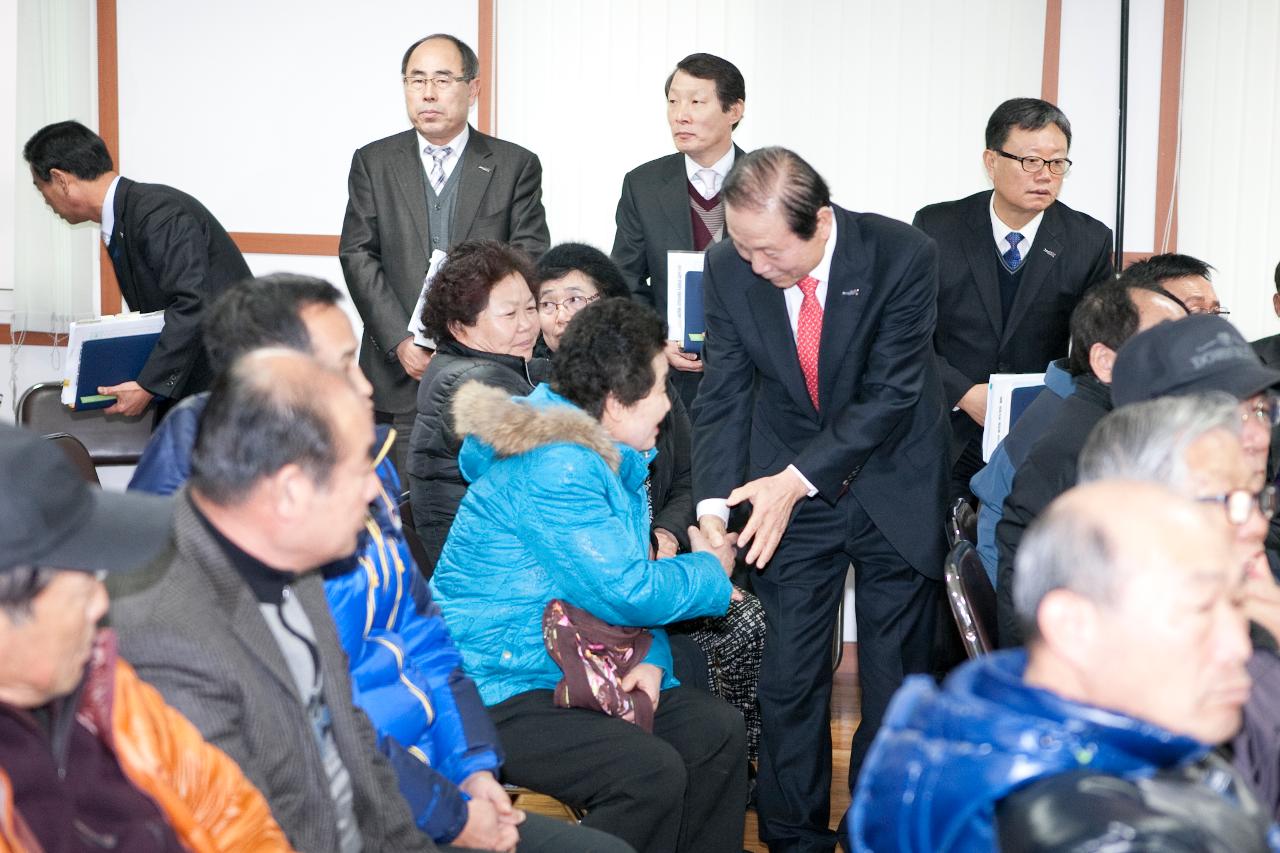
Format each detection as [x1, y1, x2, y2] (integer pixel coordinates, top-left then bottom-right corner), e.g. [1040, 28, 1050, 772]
[495, 0, 1047, 250]
[1179, 0, 1280, 341]
[0, 0, 16, 309]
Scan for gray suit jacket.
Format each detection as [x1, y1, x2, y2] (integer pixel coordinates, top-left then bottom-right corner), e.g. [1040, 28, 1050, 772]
[610, 146, 745, 322]
[108, 493, 435, 853]
[340, 126, 550, 413]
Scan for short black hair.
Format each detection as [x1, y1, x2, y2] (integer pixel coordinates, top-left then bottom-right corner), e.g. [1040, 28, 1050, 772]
[723, 147, 831, 240]
[1274, 260, 1280, 295]
[23, 120, 113, 182]
[1068, 281, 1144, 377]
[401, 33, 479, 78]
[204, 274, 343, 374]
[985, 98, 1072, 151]
[0, 566, 58, 621]
[422, 240, 534, 344]
[190, 353, 342, 505]
[1120, 253, 1215, 289]
[664, 53, 746, 130]
[534, 243, 629, 300]
[551, 298, 666, 420]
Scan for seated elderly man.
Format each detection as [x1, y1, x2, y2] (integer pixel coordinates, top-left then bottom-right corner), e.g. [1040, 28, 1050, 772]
[129, 273, 629, 853]
[0, 424, 293, 852]
[1080, 394, 1280, 820]
[108, 351, 436, 853]
[851, 480, 1273, 852]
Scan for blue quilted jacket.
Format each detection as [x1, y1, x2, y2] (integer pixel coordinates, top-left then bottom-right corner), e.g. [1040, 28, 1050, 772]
[130, 397, 500, 843]
[431, 382, 734, 707]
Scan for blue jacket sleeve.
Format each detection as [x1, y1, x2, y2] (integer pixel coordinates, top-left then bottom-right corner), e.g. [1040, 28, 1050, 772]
[127, 394, 204, 495]
[377, 732, 470, 844]
[396, 569, 504, 785]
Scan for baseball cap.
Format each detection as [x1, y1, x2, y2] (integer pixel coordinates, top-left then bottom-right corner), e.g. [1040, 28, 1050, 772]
[0, 424, 173, 574]
[1111, 314, 1280, 407]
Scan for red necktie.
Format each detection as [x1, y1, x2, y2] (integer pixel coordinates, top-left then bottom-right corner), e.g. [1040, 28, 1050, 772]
[796, 275, 823, 410]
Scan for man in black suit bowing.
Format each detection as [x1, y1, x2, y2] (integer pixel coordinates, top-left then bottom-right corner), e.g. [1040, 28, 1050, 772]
[341, 34, 549, 480]
[692, 148, 948, 852]
[914, 98, 1113, 501]
[612, 53, 746, 408]
[25, 121, 250, 417]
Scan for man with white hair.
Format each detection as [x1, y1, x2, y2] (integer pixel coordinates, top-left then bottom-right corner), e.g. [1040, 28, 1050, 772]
[851, 479, 1273, 851]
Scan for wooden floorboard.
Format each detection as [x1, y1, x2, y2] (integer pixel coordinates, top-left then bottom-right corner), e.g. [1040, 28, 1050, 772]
[515, 642, 862, 851]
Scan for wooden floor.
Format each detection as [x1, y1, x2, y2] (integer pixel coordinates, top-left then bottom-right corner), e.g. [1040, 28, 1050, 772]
[514, 642, 862, 851]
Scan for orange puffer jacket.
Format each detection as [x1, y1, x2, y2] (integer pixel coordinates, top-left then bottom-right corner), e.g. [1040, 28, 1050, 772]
[0, 630, 295, 853]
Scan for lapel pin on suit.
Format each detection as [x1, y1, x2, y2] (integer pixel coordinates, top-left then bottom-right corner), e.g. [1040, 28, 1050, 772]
[1043, 248, 1057, 258]
[841, 288, 860, 296]
[478, 165, 492, 173]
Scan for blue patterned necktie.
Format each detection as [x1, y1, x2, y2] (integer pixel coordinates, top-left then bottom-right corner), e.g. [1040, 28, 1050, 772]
[1003, 232, 1025, 271]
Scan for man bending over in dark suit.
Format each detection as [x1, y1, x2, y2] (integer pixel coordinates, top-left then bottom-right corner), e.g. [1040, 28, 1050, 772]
[692, 147, 949, 852]
[24, 120, 250, 417]
[913, 98, 1113, 502]
[341, 33, 550, 483]
[612, 53, 746, 409]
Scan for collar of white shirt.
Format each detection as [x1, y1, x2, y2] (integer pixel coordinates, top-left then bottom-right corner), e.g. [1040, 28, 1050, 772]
[683, 146, 736, 199]
[418, 125, 470, 180]
[100, 174, 122, 245]
[988, 193, 1044, 257]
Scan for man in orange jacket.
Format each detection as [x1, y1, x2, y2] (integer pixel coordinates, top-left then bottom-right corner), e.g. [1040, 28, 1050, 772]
[0, 424, 294, 853]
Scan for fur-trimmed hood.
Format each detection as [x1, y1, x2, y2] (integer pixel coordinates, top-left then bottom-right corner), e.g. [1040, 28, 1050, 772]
[452, 381, 637, 476]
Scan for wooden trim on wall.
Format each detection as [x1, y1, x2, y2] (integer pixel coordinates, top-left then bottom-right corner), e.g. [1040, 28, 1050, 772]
[478, 0, 495, 135]
[228, 233, 340, 256]
[1041, 0, 1063, 104]
[1153, 0, 1184, 253]
[0, 327, 63, 346]
[96, 0, 121, 315]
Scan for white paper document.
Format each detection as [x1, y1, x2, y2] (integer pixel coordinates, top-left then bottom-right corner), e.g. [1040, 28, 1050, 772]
[408, 249, 450, 348]
[62, 311, 166, 407]
[981, 372, 1047, 462]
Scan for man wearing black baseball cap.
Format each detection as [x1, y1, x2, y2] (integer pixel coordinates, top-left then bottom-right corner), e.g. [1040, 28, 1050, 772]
[0, 424, 292, 851]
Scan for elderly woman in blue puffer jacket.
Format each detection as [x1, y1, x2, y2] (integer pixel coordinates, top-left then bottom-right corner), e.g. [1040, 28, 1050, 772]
[431, 298, 749, 853]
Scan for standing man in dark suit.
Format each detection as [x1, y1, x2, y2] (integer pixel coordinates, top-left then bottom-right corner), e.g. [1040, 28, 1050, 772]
[913, 98, 1113, 501]
[341, 33, 550, 481]
[1251, 260, 1280, 366]
[611, 53, 745, 408]
[24, 120, 250, 417]
[692, 148, 948, 852]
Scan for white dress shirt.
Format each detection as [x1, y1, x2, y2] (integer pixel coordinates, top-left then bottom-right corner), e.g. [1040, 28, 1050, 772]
[100, 174, 122, 245]
[988, 193, 1043, 257]
[684, 146, 735, 200]
[696, 212, 838, 524]
[418, 125, 470, 187]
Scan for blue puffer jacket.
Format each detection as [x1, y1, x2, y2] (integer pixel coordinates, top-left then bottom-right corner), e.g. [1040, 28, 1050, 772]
[130, 397, 500, 843]
[850, 649, 1216, 852]
[431, 382, 734, 707]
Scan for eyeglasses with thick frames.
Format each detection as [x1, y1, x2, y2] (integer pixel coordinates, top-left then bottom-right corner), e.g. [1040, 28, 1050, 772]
[993, 149, 1073, 176]
[538, 294, 600, 316]
[1197, 485, 1278, 525]
[403, 74, 471, 93]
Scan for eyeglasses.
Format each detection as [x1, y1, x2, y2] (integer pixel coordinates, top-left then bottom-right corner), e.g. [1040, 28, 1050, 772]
[403, 74, 471, 93]
[1207, 307, 1232, 317]
[1197, 485, 1278, 525]
[1241, 395, 1280, 428]
[538, 294, 600, 316]
[993, 149, 1073, 176]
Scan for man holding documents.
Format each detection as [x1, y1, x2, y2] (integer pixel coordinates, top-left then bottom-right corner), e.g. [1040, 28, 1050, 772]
[24, 121, 250, 417]
[611, 52, 746, 408]
[912, 98, 1113, 501]
[691, 147, 948, 852]
[340, 33, 549, 482]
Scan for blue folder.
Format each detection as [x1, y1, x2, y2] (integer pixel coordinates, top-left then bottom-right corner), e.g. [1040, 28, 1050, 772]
[74, 333, 161, 410]
[682, 270, 705, 354]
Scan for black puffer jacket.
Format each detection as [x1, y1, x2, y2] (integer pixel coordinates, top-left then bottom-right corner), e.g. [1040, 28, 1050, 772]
[407, 340, 548, 571]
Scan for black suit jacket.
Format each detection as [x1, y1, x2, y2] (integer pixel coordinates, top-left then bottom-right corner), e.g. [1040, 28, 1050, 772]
[691, 205, 949, 577]
[1253, 333, 1280, 368]
[108, 177, 251, 400]
[611, 146, 746, 321]
[913, 191, 1113, 454]
[340, 126, 550, 413]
